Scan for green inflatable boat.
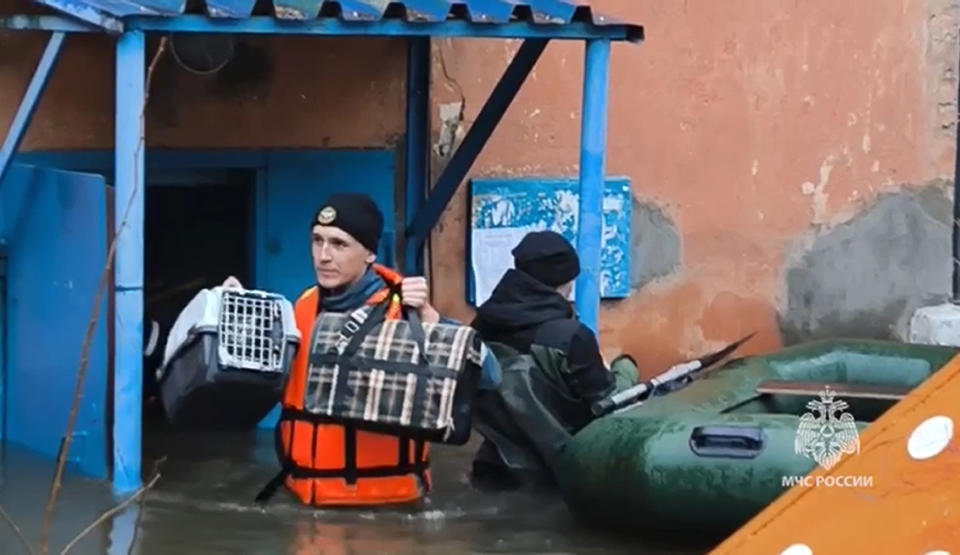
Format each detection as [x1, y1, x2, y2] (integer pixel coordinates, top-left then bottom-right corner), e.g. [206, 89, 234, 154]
[556, 339, 958, 538]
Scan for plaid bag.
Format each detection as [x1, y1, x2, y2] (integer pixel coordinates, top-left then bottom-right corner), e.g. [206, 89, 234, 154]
[303, 297, 482, 445]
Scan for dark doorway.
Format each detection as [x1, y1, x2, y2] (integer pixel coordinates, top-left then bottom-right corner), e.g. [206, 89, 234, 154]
[142, 175, 255, 424]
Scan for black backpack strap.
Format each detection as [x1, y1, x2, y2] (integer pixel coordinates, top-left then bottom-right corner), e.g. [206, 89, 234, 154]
[343, 422, 358, 485]
[255, 407, 298, 504]
[413, 436, 428, 490]
[255, 466, 290, 503]
[328, 295, 393, 413]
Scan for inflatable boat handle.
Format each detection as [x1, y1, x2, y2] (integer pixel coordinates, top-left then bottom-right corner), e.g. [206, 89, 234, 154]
[689, 426, 766, 459]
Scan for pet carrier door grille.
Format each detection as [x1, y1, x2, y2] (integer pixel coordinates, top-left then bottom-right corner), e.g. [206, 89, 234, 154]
[217, 291, 288, 372]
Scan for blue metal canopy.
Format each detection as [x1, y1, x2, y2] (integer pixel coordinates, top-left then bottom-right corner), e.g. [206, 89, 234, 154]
[12, 0, 643, 40]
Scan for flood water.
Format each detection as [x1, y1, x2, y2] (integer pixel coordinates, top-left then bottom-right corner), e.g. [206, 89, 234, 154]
[0, 425, 717, 554]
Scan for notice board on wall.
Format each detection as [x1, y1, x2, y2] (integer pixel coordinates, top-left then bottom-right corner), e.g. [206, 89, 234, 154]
[467, 176, 632, 306]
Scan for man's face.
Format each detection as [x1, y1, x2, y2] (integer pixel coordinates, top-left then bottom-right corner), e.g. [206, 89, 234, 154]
[311, 225, 375, 290]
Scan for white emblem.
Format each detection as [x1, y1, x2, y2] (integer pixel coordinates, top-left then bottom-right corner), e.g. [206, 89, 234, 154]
[317, 206, 337, 225]
[794, 386, 860, 470]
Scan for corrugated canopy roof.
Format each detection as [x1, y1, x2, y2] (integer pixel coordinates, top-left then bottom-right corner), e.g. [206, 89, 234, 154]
[24, 0, 642, 41]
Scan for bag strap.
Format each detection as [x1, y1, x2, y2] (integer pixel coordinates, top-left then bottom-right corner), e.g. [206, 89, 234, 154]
[338, 301, 388, 358]
[338, 281, 431, 366]
[402, 306, 430, 367]
[336, 280, 402, 358]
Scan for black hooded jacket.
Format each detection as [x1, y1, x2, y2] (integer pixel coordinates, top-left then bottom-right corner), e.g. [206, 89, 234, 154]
[471, 269, 617, 422]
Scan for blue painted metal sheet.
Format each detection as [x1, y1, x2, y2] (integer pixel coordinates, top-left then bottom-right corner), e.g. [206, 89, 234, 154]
[206, 0, 256, 18]
[468, 175, 631, 306]
[460, 0, 516, 23]
[336, 0, 391, 21]
[398, 0, 453, 22]
[271, 0, 320, 20]
[2, 13, 642, 41]
[19, 0, 643, 42]
[0, 163, 110, 480]
[31, 0, 124, 30]
[526, 0, 576, 24]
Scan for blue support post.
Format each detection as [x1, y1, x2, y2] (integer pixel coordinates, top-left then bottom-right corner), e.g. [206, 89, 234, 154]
[575, 39, 610, 334]
[0, 31, 65, 187]
[406, 38, 548, 255]
[113, 30, 145, 495]
[403, 37, 431, 275]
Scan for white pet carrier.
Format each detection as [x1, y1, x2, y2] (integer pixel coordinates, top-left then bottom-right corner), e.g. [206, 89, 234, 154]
[157, 286, 300, 427]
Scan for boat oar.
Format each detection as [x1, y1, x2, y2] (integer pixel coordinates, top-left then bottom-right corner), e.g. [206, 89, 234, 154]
[591, 332, 757, 417]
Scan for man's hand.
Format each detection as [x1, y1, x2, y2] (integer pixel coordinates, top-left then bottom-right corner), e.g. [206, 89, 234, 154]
[602, 347, 622, 370]
[401, 276, 440, 323]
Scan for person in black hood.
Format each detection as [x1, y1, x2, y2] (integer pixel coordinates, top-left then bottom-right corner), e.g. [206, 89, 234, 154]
[469, 230, 639, 489]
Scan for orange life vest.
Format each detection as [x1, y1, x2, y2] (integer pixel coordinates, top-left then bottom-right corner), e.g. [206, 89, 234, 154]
[258, 264, 432, 506]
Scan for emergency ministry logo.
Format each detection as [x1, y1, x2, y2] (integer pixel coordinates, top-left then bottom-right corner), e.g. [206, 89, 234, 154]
[794, 387, 860, 470]
[317, 206, 337, 225]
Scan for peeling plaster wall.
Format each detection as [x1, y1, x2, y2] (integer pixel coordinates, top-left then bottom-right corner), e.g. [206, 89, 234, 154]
[630, 198, 681, 291]
[780, 185, 953, 343]
[2, 0, 959, 380]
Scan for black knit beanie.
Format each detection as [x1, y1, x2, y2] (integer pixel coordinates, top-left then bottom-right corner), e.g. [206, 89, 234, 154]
[512, 230, 580, 287]
[311, 193, 384, 253]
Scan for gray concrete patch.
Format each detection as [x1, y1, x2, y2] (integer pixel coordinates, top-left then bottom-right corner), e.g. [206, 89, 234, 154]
[779, 185, 953, 344]
[630, 198, 682, 290]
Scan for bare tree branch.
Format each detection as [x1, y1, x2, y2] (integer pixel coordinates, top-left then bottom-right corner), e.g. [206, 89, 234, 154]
[39, 37, 169, 555]
[0, 504, 35, 555]
[58, 468, 162, 555]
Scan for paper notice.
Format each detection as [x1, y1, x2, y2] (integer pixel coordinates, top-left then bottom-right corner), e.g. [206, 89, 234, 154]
[471, 227, 532, 305]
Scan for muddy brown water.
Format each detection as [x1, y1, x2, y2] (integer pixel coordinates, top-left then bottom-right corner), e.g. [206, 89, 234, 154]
[0, 426, 716, 554]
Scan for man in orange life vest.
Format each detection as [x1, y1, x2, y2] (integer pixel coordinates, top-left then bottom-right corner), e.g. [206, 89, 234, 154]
[227, 193, 500, 506]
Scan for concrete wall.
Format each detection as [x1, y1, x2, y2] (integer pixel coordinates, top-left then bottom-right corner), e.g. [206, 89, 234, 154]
[2, 0, 958, 378]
